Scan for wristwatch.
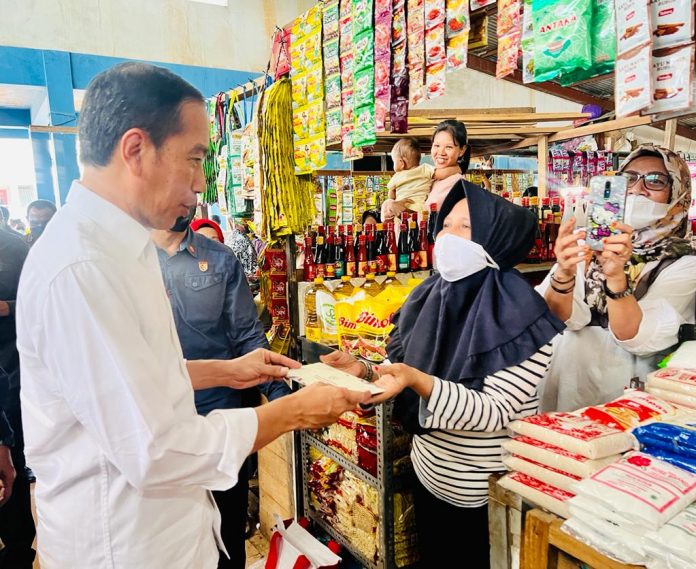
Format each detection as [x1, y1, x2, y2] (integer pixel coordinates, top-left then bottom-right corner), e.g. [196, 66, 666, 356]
[603, 278, 633, 300]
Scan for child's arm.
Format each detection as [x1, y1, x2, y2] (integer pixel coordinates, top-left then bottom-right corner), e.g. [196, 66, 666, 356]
[432, 165, 462, 180]
[388, 187, 396, 200]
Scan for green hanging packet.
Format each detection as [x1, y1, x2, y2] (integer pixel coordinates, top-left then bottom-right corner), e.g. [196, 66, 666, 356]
[532, 0, 593, 83]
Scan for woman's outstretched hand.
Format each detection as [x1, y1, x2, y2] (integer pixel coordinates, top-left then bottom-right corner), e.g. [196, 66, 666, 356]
[368, 363, 434, 404]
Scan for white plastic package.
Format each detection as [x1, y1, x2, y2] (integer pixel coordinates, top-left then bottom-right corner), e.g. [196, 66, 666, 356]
[646, 386, 696, 410]
[497, 472, 573, 519]
[502, 436, 622, 478]
[502, 454, 579, 494]
[562, 515, 648, 565]
[643, 503, 696, 569]
[647, 367, 696, 397]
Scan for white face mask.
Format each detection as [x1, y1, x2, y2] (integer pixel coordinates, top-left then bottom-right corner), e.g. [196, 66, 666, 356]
[433, 233, 499, 282]
[624, 194, 670, 230]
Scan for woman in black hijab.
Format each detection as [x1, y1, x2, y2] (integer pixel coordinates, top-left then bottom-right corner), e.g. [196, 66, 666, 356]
[323, 180, 564, 567]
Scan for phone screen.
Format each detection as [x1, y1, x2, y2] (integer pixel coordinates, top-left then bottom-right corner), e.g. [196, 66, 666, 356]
[585, 176, 628, 251]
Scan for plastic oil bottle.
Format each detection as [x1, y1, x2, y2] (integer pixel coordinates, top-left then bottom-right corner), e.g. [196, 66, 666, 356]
[304, 278, 322, 342]
[333, 275, 355, 300]
[362, 273, 385, 297]
[314, 277, 338, 345]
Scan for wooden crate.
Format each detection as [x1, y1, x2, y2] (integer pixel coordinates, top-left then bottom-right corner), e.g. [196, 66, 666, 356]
[489, 473, 524, 569]
[520, 509, 646, 569]
[258, 432, 295, 540]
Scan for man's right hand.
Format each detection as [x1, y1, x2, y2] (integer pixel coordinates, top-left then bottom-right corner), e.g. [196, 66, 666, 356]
[290, 383, 371, 430]
[0, 445, 15, 506]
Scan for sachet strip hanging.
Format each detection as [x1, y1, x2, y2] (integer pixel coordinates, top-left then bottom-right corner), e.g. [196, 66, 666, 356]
[374, 0, 393, 131]
[390, 0, 409, 133]
[407, 0, 427, 106]
[323, 1, 342, 145]
[424, 0, 447, 99]
[446, 0, 470, 72]
[258, 78, 316, 242]
[352, 0, 377, 147]
[339, 0, 364, 160]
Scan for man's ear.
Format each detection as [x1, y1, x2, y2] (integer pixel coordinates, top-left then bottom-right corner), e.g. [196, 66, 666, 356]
[119, 128, 149, 176]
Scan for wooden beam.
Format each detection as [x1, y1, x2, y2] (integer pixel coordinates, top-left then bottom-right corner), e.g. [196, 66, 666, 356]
[548, 115, 652, 143]
[30, 125, 79, 134]
[409, 107, 535, 117]
[407, 110, 590, 123]
[650, 119, 696, 143]
[663, 119, 678, 149]
[467, 54, 615, 112]
[537, 136, 549, 198]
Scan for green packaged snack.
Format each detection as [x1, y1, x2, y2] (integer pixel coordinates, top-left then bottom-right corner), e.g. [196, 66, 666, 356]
[532, 0, 592, 83]
[353, 104, 377, 146]
[352, 0, 373, 35]
[353, 29, 374, 71]
[354, 66, 375, 107]
[558, 0, 616, 86]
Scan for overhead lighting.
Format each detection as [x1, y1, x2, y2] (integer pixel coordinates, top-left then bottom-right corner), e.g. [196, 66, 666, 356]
[189, 0, 228, 5]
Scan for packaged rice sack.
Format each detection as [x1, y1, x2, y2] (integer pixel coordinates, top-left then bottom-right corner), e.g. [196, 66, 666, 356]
[647, 368, 696, 398]
[498, 471, 573, 518]
[570, 452, 696, 530]
[646, 386, 696, 409]
[643, 503, 696, 569]
[581, 390, 678, 431]
[502, 435, 623, 478]
[562, 515, 649, 565]
[502, 454, 580, 493]
[509, 411, 634, 459]
[532, 0, 593, 83]
[631, 413, 696, 460]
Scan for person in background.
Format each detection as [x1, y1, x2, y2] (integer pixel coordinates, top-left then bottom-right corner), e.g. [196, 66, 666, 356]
[152, 213, 289, 569]
[324, 181, 564, 567]
[9, 220, 25, 235]
[0, 227, 35, 568]
[16, 62, 369, 569]
[24, 200, 57, 246]
[538, 145, 696, 411]
[382, 137, 460, 222]
[0, 207, 12, 232]
[523, 186, 538, 198]
[191, 217, 225, 243]
[362, 209, 381, 227]
[223, 218, 260, 293]
[211, 214, 222, 225]
[382, 120, 469, 220]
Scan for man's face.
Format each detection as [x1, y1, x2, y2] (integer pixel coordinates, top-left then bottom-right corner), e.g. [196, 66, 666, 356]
[28, 207, 55, 238]
[136, 101, 208, 230]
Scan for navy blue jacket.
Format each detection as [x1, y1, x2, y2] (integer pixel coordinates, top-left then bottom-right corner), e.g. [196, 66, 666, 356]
[157, 230, 289, 415]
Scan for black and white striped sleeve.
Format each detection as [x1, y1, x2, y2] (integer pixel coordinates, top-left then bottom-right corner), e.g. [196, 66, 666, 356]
[419, 344, 553, 432]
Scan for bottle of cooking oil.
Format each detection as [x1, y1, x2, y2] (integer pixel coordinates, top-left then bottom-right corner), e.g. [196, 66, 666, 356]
[333, 275, 355, 300]
[362, 273, 384, 297]
[314, 277, 338, 345]
[304, 278, 322, 342]
[382, 271, 398, 289]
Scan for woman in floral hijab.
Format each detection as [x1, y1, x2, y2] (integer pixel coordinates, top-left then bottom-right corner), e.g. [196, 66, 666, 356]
[538, 145, 696, 411]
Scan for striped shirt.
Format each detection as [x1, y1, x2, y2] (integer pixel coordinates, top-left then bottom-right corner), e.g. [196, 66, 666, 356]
[411, 344, 553, 508]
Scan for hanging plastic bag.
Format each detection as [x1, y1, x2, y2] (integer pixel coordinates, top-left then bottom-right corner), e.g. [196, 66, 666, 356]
[264, 515, 341, 569]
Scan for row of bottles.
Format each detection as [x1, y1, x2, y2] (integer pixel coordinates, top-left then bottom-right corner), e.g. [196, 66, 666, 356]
[305, 273, 404, 345]
[303, 206, 438, 281]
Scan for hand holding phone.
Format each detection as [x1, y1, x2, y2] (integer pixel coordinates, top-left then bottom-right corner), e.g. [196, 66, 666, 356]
[585, 176, 628, 251]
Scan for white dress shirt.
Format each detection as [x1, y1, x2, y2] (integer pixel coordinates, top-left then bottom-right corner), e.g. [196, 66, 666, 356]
[536, 256, 696, 412]
[16, 182, 258, 569]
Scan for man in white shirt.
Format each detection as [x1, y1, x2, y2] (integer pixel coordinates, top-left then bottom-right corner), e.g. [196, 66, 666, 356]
[16, 62, 369, 569]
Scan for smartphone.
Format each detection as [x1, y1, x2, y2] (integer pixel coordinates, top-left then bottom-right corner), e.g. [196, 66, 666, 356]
[585, 176, 628, 251]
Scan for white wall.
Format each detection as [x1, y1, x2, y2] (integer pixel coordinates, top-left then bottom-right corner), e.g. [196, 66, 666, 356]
[0, 0, 315, 72]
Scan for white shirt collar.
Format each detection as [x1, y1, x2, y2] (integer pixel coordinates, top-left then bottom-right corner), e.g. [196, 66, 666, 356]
[66, 180, 152, 259]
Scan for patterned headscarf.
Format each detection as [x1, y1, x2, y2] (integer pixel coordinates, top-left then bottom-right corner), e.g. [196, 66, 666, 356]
[585, 144, 695, 315]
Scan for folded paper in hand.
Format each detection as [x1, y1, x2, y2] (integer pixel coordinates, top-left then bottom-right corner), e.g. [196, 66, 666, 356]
[288, 362, 384, 395]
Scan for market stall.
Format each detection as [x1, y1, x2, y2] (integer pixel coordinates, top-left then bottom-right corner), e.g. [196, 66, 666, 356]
[190, 0, 696, 566]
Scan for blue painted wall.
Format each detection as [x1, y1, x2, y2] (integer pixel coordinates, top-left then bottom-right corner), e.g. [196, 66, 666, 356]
[0, 46, 259, 205]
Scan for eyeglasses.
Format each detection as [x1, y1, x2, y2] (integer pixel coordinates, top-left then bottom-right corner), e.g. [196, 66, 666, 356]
[622, 171, 672, 192]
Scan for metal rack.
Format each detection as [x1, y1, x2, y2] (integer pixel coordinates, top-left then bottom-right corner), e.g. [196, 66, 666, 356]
[298, 337, 415, 569]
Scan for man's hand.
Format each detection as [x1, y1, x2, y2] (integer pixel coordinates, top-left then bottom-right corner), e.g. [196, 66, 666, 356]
[0, 301, 10, 318]
[0, 445, 15, 506]
[289, 383, 372, 430]
[187, 349, 301, 391]
[320, 350, 364, 378]
[224, 348, 300, 388]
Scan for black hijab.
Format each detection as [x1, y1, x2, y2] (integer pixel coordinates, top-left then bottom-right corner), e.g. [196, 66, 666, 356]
[388, 180, 565, 433]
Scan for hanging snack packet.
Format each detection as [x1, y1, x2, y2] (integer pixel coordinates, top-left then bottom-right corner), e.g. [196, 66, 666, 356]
[651, 0, 695, 50]
[323, 0, 340, 41]
[521, 0, 535, 83]
[471, 0, 495, 8]
[615, 0, 651, 56]
[426, 22, 447, 66]
[648, 44, 695, 115]
[352, 0, 373, 35]
[426, 60, 447, 99]
[532, 0, 592, 83]
[354, 66, 375, 107]
[615, 44, 652, 117]
[446, 0, 471, 71]
[497, 0, 521, 37]
[407, 0, 427, 105]
[426, 0, 446, 27]
[497, 30, 521, 78]
[391, 0, 409, 133]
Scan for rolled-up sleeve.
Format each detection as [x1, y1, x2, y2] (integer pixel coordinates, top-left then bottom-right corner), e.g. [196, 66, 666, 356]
[611, 257, 696, 356]
[40, 261, 257, 492]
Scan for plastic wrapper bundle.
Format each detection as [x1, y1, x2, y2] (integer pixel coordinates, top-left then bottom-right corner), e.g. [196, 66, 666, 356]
[632, 413, 696, 474]
[502, 454, 579, 493]
[643, 504, 696, 569]
[569, 452, 696, 530]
